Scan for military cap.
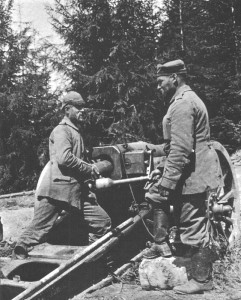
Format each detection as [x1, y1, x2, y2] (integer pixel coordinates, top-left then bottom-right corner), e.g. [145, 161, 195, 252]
[157, 59, 187, 76]
[61, 91, 85, 109]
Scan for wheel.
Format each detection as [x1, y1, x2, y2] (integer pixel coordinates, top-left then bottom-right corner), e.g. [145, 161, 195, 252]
[209, 141, 240, 250]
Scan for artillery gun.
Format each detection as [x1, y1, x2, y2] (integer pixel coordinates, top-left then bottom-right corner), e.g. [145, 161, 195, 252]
[91, 140, 240, 249]
[0, 141, 239, 300]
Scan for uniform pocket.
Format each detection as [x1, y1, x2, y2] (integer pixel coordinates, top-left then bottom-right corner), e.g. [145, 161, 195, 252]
[53, 176, 71, 182]
[51, 159, 72, 182]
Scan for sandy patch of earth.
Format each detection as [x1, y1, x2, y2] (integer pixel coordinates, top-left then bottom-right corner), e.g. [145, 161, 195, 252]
[0, 196, 34, 242]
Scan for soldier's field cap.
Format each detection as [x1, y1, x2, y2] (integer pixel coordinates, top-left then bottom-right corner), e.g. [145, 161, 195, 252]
[157, 59, 187, 77]
[61, 91, 85, 109]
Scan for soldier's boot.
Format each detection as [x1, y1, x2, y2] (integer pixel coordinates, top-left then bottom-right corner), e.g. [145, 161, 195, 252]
[143, 208, 172, 259]
[173, 247, 213, 294]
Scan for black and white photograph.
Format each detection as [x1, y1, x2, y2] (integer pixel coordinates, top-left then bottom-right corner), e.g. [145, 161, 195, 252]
[0, 1, 241, 299]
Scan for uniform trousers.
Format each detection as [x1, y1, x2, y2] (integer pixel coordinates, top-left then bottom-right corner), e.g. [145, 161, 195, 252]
[17, 195, 111, 247]
[145, 181, 210, 248]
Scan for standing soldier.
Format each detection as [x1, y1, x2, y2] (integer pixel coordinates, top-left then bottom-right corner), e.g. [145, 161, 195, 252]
[14, 91, 111, 258]
[144, 60, 222, 294]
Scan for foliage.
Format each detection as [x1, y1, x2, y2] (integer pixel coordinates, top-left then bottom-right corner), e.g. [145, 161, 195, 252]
[158, 0, 241, 153]
[49, 0, 241, 152]
[213, 239, 241, 291]
[1, 0, 241, 192]
[0, 0, 57, 193]
[48, 0, 164, 147]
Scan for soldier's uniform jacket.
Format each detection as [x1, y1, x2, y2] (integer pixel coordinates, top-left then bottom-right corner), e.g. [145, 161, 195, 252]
[36, 116, 93, 208]
[158, 85, 222, 194]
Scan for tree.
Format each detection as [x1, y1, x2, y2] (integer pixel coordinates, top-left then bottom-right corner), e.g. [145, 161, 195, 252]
[158, 0, 241, 152]
[48, 0, 164, 146]
[0, 0, 57, 193]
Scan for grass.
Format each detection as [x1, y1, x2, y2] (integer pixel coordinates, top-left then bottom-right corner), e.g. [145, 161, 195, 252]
[119, 239, 241, 294]
[213, 239, 241, 292]
[121, 262, 141, 285]
[1, 193, 241, 295]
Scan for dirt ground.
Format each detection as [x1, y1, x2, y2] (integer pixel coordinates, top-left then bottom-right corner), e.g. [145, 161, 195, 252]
[1, 162, 241, 300]
[0, 195, 34, 242]
[77, 283, 241, 300]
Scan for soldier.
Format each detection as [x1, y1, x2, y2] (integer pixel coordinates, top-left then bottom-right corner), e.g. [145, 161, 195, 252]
[14, 91, 111, 258]
[143, 60, 222, 294]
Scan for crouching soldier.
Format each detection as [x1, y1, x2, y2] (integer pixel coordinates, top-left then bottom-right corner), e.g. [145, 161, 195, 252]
[14, 91, 111, 259]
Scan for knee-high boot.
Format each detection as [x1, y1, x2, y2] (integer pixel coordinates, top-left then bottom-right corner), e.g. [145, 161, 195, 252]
[143, 207, 172, 259]
[173, 247, 213, 294]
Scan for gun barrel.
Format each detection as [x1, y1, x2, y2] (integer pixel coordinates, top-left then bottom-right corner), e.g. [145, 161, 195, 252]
[95, 176, 149, 189]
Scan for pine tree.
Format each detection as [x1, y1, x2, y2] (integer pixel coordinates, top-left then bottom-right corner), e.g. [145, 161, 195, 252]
[0, 0, 56, 193]
[158, 0, 241, 152]
[48, 0, 164, 146]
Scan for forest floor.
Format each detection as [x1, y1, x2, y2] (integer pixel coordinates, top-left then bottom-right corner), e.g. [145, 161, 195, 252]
[1, 153, 241, 300]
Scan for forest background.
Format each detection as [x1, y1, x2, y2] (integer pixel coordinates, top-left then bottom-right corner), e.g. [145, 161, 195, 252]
[0, 0, 241, 194]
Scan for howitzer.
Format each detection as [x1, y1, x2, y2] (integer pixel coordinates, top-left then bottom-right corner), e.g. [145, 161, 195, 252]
[91, 141, 240, 248]
[92, 141, 166, 180]
[90, 141, 163, 191]
[0, 141, 239, 300]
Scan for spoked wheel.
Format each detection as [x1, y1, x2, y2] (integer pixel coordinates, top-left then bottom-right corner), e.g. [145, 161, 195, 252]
[208, 141, 241, 251]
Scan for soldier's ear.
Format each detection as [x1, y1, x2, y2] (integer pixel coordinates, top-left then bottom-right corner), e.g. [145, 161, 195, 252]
[64, 104, 71, 115]
[171, 73, 177, 80]
[171, 73, 178, 86]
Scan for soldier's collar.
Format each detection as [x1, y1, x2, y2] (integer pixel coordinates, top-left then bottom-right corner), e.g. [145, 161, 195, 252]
[170, 84, 192, 104]
[59, 116, 80, 131]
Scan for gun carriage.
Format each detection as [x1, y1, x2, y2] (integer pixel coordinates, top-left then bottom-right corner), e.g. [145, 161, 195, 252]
[0, 141, 239, 300]
[92, 140, 240, 249]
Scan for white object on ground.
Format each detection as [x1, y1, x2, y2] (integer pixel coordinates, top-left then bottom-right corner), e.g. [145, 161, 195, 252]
[139, 256, 188, 290]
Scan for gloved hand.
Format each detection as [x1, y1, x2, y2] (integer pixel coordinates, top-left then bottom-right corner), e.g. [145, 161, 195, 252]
[158, 185, 170, 198]
[144, 168, 162, 191]
[91, 164, 100, 180]
[148, 168, 162, 181]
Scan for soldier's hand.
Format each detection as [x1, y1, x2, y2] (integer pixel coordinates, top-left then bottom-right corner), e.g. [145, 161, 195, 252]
[91, 164, 100, 180]
[149, 169, 162, 181]
[158, 185, 170, 198]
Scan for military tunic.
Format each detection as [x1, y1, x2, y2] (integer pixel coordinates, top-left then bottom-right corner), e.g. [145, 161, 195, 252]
[159, 85, 222, 194]
[16, 116, 111, 248]
[146, 85, 223, 247]
[37, 116, 93, 209]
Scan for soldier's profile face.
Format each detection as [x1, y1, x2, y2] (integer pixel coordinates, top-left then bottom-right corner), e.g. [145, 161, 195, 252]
[157, 75, 176, 102]
[66, 105, 86, 125]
